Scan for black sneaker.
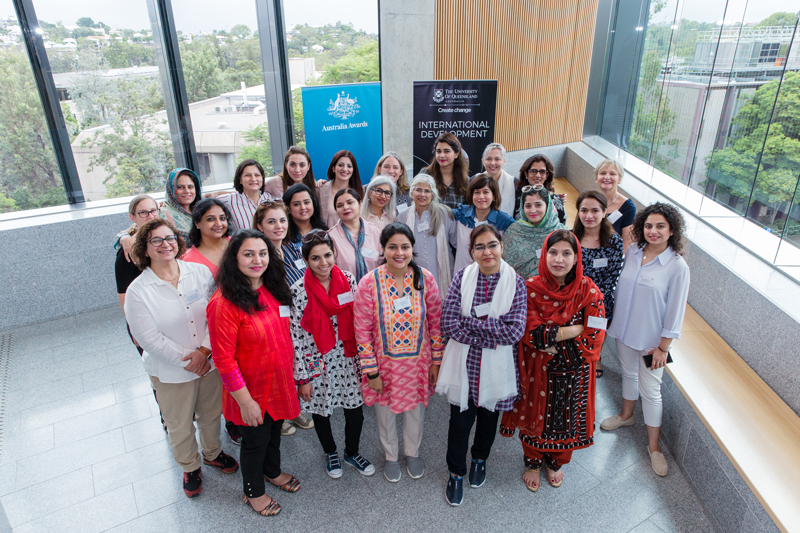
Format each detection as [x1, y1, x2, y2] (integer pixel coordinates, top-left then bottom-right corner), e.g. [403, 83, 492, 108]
[225, 421, 242, 446]
[446, 474, 463, 506]
[203, 451, 239, 474]
[183, 468, 202, 497]
[469, 459, 486, 488]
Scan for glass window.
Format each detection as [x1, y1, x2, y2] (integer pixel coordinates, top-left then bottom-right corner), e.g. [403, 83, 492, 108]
[171, 0, 268, 185]
[283, 0, 379, 150]
[31, 0, 175, 201]
[0, 5, 68, 212]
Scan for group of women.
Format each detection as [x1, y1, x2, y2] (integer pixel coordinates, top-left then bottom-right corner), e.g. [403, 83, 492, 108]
[114, 134, 690, 514]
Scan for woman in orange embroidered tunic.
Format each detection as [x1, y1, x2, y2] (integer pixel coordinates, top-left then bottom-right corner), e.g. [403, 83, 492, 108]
[354, 223, 444, 482]
[500, 229, 606, 492]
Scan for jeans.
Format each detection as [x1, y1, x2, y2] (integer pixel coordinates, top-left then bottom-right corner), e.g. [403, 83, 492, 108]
[446, 398, 500, 477]
[312, 406, 364, 457]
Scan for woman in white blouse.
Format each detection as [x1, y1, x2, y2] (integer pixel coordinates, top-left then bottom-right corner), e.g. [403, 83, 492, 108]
[600, 202, 690, 477]
[125, 218, 239, 498]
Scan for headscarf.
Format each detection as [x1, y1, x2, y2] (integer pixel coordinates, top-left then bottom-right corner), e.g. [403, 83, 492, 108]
[502, 191, 566, 278]
[300, 265, 357, 357]
[162, 168, 201, 244]
[341, 218, 368, 281]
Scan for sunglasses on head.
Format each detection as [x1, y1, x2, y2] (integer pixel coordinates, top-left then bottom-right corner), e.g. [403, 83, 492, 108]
[301, 228, 332, 244]
[521, 184, 545, 193]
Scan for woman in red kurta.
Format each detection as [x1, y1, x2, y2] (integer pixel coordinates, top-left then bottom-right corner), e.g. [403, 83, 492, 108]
[207, 229, 300, 517]
[500, 229, 606, 492]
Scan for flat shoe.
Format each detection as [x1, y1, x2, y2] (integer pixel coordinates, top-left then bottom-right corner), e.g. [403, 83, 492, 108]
[267, 474, 301, 493]
[242, 495, 281, 516]
[600, 414, 635, 431]
[523, 468, 540, 492]
[648, 447, 668, 477]
[546, 468, 563, 488]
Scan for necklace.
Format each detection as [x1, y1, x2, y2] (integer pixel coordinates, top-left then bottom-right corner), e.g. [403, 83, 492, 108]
[609, 192, 619, 207]
[156, 265, 180, 285]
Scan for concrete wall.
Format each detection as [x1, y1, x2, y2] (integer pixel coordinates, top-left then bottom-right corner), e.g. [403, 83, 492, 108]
[379, 0, 435, 170]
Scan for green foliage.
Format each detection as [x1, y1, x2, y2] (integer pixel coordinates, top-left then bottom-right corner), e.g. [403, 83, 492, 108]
[76, 17, 95, 28]
[0, 191, 17, 213]
[755, 12, 798, 28]
[103, 40, 156, 68]
[72, 27, 96, 39]
[319, 41, 379, 84]
[239, 123, 271, 169]
[181, 40, 223, 102]
[292, 88, 305, 148]
[61, 102, 80, 141]
[286, 22, 377, 71]
[0, 47, 65, 210]
[230, 24, 251, 40]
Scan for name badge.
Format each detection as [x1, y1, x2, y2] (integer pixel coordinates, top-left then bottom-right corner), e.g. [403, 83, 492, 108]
[294, 258, 306, 269]
[337, 292, 354, 305]
[474, 302, 491, 317]
[362, 248, 377, 259]
[394, 296, 411, 310]
[279, 306, 291, 318]
[475, 220, 488, 226]
[587, 316, 607, 330]
[416, 221, 430, 232]
[183, 290, 202, 304]
[638, 276, 655, 288]
[536, 249, 542, 259]
[593, 257, 608, 269]
[607, 210, 623, 224]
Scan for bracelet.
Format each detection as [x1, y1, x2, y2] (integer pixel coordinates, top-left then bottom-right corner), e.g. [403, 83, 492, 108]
[557, 328, 563, 342]
[367, 372, 379, 380]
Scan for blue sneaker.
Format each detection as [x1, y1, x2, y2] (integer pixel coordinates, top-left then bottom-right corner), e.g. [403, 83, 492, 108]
[343, 453, 376, 476]
[325, 452, 342, 479]
[469, 459, 486, 488]
[446, 474, 464, 506]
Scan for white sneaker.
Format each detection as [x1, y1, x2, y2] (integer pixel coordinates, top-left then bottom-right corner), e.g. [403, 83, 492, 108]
[281, 420, 296, 436]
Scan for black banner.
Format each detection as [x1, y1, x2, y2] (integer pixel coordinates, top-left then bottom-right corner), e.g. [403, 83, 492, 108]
[412, 80, 498, 176]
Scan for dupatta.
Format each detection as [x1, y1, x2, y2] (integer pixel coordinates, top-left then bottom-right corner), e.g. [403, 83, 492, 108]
[502, 192, 566, 278]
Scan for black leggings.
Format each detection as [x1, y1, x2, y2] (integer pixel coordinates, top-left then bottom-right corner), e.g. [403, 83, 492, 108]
[312, 406, 364, 457]
[446, 399, 500, 477]
[237, 411, 282, 498]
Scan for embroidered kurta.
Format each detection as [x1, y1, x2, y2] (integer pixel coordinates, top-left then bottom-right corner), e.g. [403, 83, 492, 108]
[580, 232, 624, 321]
[500, 277, 606, 452]
[290, 272, 364, 416]
[354, 266, 445, 413]
[440, 267, 527, 411]
[207, 286, 300, 424]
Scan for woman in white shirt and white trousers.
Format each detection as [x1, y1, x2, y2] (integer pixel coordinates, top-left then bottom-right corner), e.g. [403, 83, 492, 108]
[125, 218, 239, 498]
[600, 202, 690, 477]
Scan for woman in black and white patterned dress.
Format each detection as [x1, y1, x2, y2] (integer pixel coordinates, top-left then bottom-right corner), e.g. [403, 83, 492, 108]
[289, 230, 374, 479]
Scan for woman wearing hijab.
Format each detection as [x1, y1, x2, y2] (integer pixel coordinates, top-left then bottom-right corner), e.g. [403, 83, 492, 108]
[162, 168, 202, 246]
[503, 185, 567, 278]
[500, 229, 606, 491]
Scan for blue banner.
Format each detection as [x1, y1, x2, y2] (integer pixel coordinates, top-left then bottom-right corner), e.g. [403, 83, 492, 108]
[302, 82, 383, 185]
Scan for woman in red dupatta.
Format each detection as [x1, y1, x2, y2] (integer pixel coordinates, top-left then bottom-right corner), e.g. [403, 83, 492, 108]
[500, 229, 606, 491]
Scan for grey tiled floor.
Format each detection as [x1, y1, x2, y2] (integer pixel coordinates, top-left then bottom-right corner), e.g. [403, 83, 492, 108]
[0, 307, 715, 532]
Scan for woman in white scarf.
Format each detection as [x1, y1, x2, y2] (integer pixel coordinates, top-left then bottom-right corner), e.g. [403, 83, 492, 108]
[397, 174, 455, 292]
[480, 143, 516, 217]
[436, 225, 527, 507]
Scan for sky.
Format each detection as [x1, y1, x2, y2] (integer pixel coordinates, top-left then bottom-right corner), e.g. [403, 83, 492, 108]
[1, 0, 379, 34]
[0, 0, 793, 33]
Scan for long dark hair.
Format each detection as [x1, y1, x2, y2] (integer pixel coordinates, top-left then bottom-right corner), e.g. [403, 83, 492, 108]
[233, 159, 265, 194]
[424, 132, 468, 199]
[280, 146, 316, 191]
[379, 223, 423, 291]
[572, 190, 613, 248]
[188, 198, 233, 247]
[215, 229, 292, 313]
[326, 150, 364, 198]
[631, 202, 685, 255]
[282, 183, 328, 244]
[518, 154, 555, 193]
[545, 229, 580, 286]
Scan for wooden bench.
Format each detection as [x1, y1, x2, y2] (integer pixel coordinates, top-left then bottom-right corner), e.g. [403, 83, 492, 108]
[552, 176, 800, 532]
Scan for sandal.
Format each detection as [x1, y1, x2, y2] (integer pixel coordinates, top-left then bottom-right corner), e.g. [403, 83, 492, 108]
[523, 468, 540, 492]
[266, 474, 301, 493]
[242, 495, 281, 516]
[546, 468, 563, 488]
[596, 360, 604, 378]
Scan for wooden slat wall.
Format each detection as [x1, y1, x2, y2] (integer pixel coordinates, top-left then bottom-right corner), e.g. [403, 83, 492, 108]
[435, 0, 599, 151]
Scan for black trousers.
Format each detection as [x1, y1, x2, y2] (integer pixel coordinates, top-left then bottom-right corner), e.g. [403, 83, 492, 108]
[446, 398, 500, 477]
[312, 406, 363, 457]
[238, 411, 282, 498]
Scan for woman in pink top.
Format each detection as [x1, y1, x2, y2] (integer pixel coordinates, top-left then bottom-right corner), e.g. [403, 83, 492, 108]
[327, 188, 381, 282]
[182, 198, 233, 277]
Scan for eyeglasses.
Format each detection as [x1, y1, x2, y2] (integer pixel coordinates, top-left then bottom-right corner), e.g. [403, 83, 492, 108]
[472, 242, 501, 253]
[301, 228, 332, 244]
[147, 235, 179, 246]
[136, 208, 159, 217]
[372, 188, 392, 198]
[413, 187, 432, 195]
[526, 169, 548, 176]
[521, 184, 545, 193]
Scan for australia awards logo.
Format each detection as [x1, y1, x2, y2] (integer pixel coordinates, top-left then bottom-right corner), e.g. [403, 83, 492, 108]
[433, 89, 444, 103]
[328, 91, 360, 120]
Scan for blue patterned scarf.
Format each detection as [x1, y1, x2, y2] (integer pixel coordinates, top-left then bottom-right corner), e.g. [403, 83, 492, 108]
[342, 218, 367, 281]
